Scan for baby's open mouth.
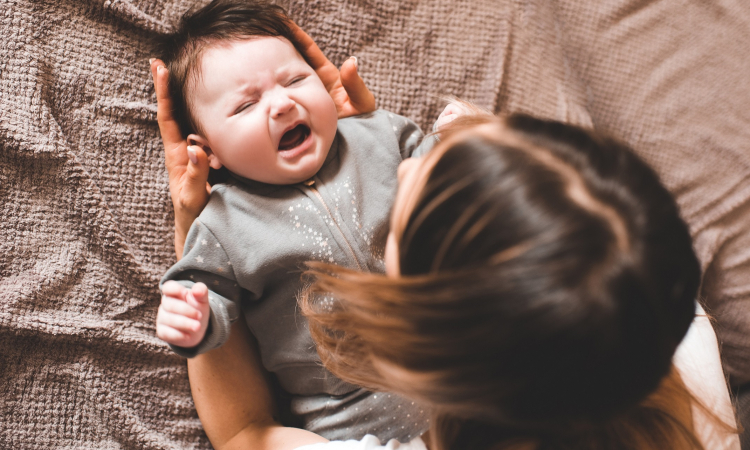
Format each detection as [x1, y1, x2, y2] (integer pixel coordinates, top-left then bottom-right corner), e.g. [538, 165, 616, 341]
[278, 124, 311, 151]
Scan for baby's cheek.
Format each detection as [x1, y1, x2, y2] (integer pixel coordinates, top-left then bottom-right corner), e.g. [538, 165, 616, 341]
[226, 138, 273, 179]
[319, 96, 339, 143]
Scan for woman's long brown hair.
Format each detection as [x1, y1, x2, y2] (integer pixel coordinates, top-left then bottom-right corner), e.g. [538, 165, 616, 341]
[300, 114, 720, 449]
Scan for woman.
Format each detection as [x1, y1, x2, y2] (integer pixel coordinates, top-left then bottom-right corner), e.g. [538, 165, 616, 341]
[296, 114, 738, 449]
[150, 32, 737, 450]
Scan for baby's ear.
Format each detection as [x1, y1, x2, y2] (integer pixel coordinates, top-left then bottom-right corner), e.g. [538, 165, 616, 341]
[188, 134, 223, 170]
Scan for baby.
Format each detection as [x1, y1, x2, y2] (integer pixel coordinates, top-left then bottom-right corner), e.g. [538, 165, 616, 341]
[155, 0, 459, 442]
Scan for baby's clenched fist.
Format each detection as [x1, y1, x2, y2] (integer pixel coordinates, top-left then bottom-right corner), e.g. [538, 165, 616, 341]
[156, 281, 210, 349]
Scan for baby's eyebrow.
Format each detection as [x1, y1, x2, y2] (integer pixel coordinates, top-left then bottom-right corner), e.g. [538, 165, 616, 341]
[276, 61, 312, 77]
[224, 84, 258, 110]
[235, 83, 259, 96]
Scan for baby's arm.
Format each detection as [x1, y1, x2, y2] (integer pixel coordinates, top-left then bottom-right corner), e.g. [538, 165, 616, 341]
[159, 221, 324, 449]
[157, 280, 322, 450]
[190, 317, 328, 450]
[160, 218, 246, 357]
[156, 281, 211, 348]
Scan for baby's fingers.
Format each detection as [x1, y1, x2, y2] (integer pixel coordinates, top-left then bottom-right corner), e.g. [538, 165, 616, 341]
[187, 282, 210, 308]
[161, 280, 190, 300]
[156, 323, 192, 344]
[157, 306, 202, 333]
[160, 295, 203, 321]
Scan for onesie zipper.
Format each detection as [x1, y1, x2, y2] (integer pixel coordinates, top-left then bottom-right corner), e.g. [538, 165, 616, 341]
[304, 179, 363, 271]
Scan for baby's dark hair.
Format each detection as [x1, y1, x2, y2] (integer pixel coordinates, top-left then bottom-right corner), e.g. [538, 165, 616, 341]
[155, 0, 307, 137]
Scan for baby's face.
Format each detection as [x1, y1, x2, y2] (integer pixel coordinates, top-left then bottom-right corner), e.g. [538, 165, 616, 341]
[190, 37, 338, 185]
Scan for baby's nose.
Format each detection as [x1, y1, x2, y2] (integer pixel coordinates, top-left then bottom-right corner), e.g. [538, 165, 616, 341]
[270, 93, 296, 118]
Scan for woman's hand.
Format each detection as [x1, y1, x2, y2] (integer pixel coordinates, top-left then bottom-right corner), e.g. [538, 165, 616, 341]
[150, 60, 211, 260]
[291, 24, 376, 117]
[151, 25, 376, 259]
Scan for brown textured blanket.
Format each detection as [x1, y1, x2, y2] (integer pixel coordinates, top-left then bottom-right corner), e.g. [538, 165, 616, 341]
[1, 1, 749, 448]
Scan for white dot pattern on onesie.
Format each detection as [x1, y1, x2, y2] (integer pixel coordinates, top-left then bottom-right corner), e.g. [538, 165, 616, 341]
[293, 389, 429, 443]
[285, 177, 382, 264]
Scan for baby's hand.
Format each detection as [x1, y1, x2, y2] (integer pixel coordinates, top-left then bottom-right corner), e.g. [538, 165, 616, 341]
[435, 101, 472, 131]
[156, 281, 211, 348]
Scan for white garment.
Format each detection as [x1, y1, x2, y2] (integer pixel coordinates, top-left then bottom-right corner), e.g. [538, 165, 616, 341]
[296, 434, 427, 450]
[673, 304, 740, 450]
[297, 304, 740, 450]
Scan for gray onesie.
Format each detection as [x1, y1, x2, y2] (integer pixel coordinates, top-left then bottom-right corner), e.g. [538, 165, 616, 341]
[162, 110, 435, 442]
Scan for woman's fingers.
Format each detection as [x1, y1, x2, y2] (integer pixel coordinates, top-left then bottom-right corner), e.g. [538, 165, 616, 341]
[293, 24, 340, 94]
[150, 59, 190, 196]
[290, 23, 331, 73]
[290, 21, 376, 117]
[180, 146, 211, 211]
[150, 59, 185, 155]
[149, 60, 210, 258]
[340, 57, 376, 114]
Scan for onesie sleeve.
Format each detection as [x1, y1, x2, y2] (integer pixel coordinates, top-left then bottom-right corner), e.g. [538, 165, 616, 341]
[411, 134, 439, 159]
[383, 111, 436, 160]
[160, 219, 245, 358]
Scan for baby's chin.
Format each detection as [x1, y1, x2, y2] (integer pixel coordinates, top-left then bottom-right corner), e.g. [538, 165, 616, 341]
[282, 160, 327, 184]
[281, 144, 331, 183]
[248, 150, 328, 185]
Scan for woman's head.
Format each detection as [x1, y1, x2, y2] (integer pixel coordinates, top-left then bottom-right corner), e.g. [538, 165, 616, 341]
[301, 113, 700, 441]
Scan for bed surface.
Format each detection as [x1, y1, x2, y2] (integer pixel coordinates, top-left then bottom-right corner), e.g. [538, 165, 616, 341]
[1, 1, 749, 448]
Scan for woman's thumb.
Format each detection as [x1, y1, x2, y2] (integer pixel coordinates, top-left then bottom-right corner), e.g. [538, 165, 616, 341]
[186, 146, 210, 197]
[340, 57, 375, 112]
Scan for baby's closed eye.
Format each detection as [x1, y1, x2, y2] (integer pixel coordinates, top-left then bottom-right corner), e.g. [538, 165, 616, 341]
[233, 101, 257, 115]
[287, 75, 306, 86]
